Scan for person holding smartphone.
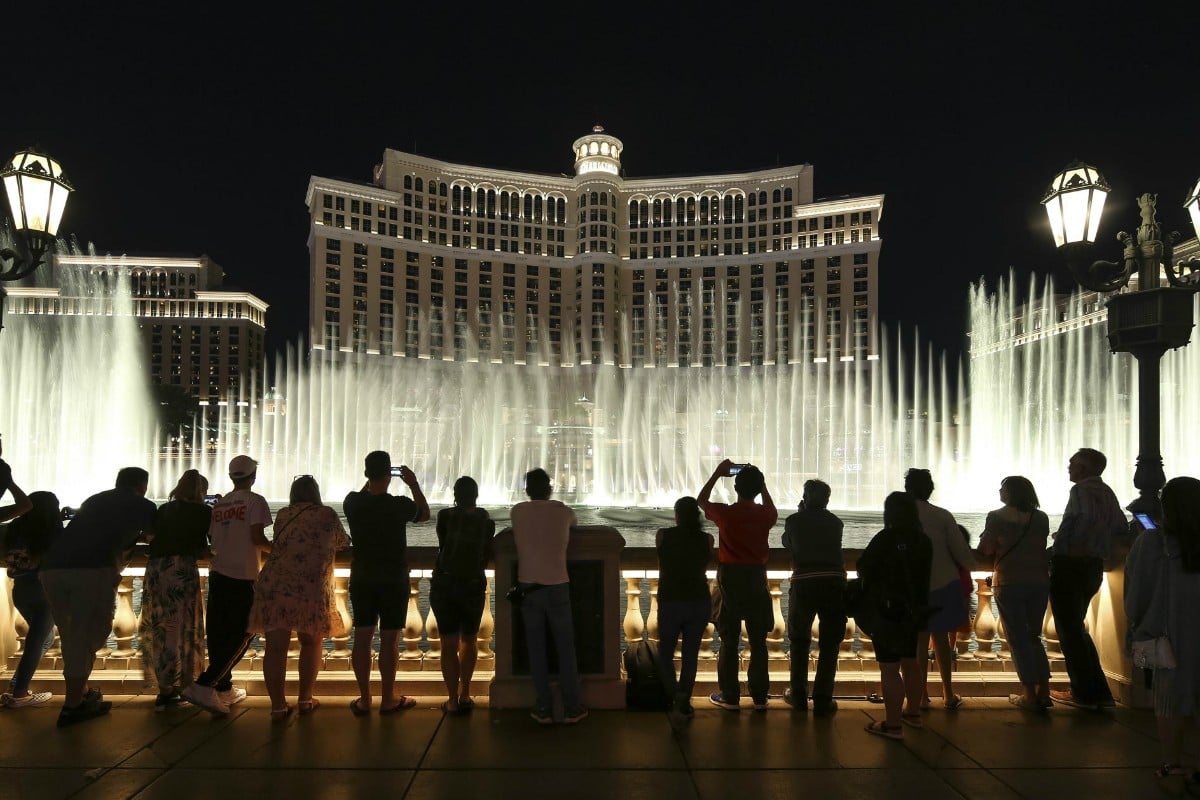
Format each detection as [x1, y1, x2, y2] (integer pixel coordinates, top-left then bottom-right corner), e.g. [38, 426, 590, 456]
[343, 451, 429, 714]
[698, 458, 777, 711]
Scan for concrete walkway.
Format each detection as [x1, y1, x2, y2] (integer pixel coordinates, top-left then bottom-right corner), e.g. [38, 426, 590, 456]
[0, 693, 1182, 799]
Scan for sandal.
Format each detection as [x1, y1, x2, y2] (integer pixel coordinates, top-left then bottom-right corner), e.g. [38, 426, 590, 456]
[865, 720, 904, 740]
[440, 700, 465, 716]
[900, 713, 924, 728]
[270, 705, 294, 722]
[379, 696, 417, 714]
[865, 692, 885, 704]
[349, 698, 370, 717]
[1008, 694, 1043, 711]
[944, 695, 964, 710]
[458, 697, 475, 711]
[298, 698, 320, 714]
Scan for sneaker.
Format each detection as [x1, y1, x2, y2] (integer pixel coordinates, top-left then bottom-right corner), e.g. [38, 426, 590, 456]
[708, 692, 739, 711]
[529, 706, 554, 725]
[751, 697, 769, 711]
[57, 697, 112, 728]
[218, 687, 247, 707]
[1048, 689, 1099, 711]
[154, 692, 189, 712]
[3, 691, 52, 708]
[181, 683, 230, 715]
[813, 699, 839, 716]
[783, 688, 808, 711]
[563, 705, 589, 724]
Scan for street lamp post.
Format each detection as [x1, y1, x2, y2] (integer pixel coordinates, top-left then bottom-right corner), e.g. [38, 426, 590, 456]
[1041, 161, 1200, 520]
[0, 147, 73, 332]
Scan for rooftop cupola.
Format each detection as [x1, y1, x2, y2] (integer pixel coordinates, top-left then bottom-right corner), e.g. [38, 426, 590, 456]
[572, 125, 623, 178]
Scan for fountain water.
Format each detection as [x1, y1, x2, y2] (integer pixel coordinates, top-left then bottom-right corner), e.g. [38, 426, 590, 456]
[26, 264, 1186, 516]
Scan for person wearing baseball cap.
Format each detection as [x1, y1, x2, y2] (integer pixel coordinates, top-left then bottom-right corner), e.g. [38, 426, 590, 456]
[182, 455, 272, 715]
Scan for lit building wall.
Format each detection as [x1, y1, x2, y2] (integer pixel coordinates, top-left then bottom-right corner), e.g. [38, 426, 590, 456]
[7, 254, 268, 405]
[306, 127, 882, 368]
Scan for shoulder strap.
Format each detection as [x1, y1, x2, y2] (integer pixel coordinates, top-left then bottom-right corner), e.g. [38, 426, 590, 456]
[994, 513, 1035, 568]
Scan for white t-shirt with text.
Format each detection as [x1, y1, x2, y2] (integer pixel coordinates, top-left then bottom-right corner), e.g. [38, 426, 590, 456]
[209, 489, 274, 581]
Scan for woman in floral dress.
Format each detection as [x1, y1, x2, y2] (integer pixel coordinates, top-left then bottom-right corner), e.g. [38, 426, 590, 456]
[139, 469, 211, 710]
[247, 475, 350, 719]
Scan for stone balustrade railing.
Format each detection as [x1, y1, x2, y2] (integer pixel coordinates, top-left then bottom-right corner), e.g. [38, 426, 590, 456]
[3, 546, 1128, 697]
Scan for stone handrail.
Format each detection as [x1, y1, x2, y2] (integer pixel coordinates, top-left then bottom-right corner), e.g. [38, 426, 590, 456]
[1, 543, 1136, 704]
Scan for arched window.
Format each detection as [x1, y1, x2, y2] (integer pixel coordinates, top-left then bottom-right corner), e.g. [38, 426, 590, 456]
[534, 195, 543, 224]
[735, 195, 745, 221]
[724, 195, 734, 220]
[773, 189, 781, 204]
[476, 188, 486, 215]
[758, 191, 767, 206]
[557, 198, 566, 224]
[686, 196, 696, 224]
[638, 199, 647, 227]
[784, 188, 792, 202]
[415, 177, 424, 193]
[599, 191, 607, 208]
[628, 201, 639, 227]
[663, 198, 673, 225]
[404, 176, 413, 189]
[653, 199, 662, 224]
[440, 182, 448, 197]
[590, 191, 599, 206]
[500, 192, 510, 217]
[452, 185, 462, 212]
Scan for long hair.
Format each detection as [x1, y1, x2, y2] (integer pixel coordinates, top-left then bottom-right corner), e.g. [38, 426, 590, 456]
[674, 495, 703, 534]
[1001, 475, 1040, 512]
[169, 469, 208, 504]
[1162, 476, 1200, 573]
[289, 475, 322, 505]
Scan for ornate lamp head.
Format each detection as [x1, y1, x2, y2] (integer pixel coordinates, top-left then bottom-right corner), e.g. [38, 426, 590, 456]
[1042, 160, 1109, 247]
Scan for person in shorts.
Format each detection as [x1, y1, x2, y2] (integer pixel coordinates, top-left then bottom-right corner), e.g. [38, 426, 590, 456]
[858, 492, 933, 740]
[344, 451, 428, 714]
[430, 475, 494, 715]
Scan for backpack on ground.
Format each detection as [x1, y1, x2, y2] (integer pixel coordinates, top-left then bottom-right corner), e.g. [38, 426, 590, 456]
[623, 638, 670, 711]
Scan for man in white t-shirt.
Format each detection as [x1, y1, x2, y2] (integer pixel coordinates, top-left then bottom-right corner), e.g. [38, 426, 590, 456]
[511, 467, 586, 725]
[182, 455, 272, 715]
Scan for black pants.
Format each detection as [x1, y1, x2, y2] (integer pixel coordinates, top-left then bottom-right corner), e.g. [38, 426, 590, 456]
[788, 575, 846, 707]
[196, 571, 255, 691]
[1049, 555, 1113, 703]
[716, 564, 772, 703]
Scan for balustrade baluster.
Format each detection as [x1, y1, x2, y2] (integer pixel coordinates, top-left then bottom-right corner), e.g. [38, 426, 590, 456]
[424, 594, 441, 671]
[400, 574, 424, 668]
[109, 575, 138, 665]
[646, 577, 659, 649]
[326, 575, 352, 668]
[767, 577, 786, 660]
[622, 575, 644, 645]
[698, 577, 717, 661]
[475, 575, 495, 663]
[973, 577, 1000, 664]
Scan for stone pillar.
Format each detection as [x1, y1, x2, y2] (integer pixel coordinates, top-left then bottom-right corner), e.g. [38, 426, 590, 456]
[326, 575, 352, 668]
[475, 575, 495, 665]
[490, 525, 626, 710]
[399, 575, 424, 670]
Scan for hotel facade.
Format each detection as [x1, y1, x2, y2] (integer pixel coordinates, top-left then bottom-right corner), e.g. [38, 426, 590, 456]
[6, 254, 268, 407]
[306, 127, 883, 369]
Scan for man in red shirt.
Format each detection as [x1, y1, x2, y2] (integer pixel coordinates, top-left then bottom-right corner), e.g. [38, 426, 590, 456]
[698, 459, 777, 710]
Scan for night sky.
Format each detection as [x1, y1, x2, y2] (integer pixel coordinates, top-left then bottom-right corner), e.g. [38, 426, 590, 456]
[8, 5, 1199, 364]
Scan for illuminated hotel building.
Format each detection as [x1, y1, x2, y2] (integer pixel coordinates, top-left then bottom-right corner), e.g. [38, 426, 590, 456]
[6, 254, 268, 405]
[306, 127, 883, 368]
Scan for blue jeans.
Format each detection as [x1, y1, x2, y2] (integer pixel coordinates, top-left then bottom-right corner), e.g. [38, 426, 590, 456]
[994, 582, 1050, 685]
[716, 564, 772, 703]
[657, 598, 710, 702]
[10, 572, 55, 695]
[520, 582, 579, 711]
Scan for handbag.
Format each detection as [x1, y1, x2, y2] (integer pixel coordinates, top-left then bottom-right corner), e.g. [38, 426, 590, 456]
[1132, 636, 1176, 670]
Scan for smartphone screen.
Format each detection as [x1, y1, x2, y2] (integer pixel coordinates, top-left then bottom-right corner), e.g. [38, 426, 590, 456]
[390, 467, 404, 477]
[205, 494, 218, 506]
[1134, 512, 1156, 530]
[728, 463, 746, 476]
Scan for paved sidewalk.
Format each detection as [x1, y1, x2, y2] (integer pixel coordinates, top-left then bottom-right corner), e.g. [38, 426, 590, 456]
[0, 694, 1182, 799]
